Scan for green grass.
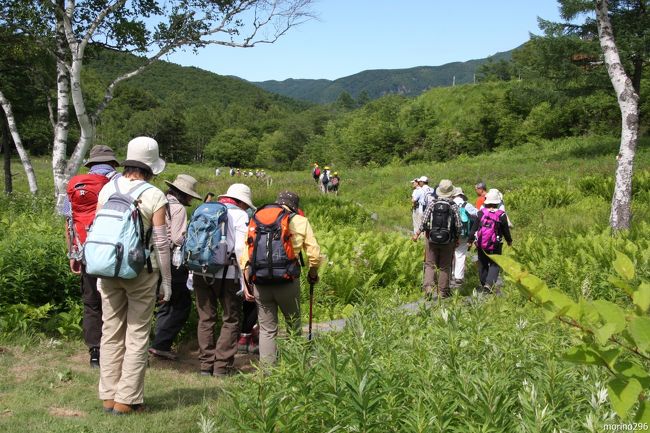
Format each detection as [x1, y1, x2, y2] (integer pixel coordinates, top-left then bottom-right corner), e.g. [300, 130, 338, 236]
[1, 134, 650, 431]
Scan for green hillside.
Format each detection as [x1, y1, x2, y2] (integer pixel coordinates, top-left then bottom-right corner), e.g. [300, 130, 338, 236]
[253, 49, 514, 103]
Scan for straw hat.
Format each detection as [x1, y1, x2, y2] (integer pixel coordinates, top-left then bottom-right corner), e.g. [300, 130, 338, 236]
[218, 183, 255, 210]
[436, 179, 455, 198]
[121, 136, 166, 175]
[484, 189, 502, 205]
[165, 174, 201, 200]
[85, 145, 119, 167]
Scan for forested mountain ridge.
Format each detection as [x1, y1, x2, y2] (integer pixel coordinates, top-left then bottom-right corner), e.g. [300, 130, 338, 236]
[85, 49, 309, 110]
[252, 49, 514, 103]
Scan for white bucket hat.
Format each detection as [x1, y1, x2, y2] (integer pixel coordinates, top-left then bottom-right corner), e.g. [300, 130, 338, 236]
[484, 189, 502, 205]
[122, 136, 166, 175]
[418, 176, 429, 183]
[218, 183, 256, 210]
[165, 174, 201, 200]
[436, 179, 455, 198]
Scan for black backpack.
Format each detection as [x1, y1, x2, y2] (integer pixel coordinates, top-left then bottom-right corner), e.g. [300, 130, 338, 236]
[427, 200, 455, 244]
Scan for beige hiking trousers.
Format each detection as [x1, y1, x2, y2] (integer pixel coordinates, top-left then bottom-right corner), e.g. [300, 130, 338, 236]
[254, 280, 301, 365]
[98, 270, 158, 405]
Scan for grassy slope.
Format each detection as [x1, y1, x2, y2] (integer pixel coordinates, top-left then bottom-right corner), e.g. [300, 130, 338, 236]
[1, 136, 649, 432]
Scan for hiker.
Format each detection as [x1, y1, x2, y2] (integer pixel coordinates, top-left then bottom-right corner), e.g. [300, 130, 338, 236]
[327, 171, 340, 194]
[411, 178, 422, 234]
[148, 175, 202, 361]
[451, 187, 478, 286]
[192, 183, 254, 377]
[242, 191, 321, 365]
[417, 176, 435, 213]
[475, 181, 487, 209]
[412, 179, 462, 300]
[319, 166, 331, 193]
[63, 145, 120, 368]
[312, 163, 321, 183]
[94, 136, 170, 414]
[229, 167, 235, 177]
[468, 189, 513, 293]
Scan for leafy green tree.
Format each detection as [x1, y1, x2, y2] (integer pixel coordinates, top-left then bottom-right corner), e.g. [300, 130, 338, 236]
[336, 91, 356, 110]
[204, 128, 258, 167]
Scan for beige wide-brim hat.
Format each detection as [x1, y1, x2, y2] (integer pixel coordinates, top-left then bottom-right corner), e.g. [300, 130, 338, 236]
[218, 183, 256, 210]
[165, 174, 201, 200]
[121, 136, 166, 175]
[452, 187, 467, 199]
[484, 189, 502, 205]
[436, 179, 455, 198]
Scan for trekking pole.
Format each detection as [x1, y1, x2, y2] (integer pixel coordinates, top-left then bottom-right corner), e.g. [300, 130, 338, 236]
[308, 281, 315, 341]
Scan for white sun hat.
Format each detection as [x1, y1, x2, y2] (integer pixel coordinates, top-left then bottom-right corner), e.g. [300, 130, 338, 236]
[484, 189, 502, 205]
[122, 136, 166, 175]
[418, 176, 429, 183]
[218, 183, 256, 210]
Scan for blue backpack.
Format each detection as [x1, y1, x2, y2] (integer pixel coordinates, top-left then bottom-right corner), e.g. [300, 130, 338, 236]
[84, 179, 153, 279]
[182, 202, 231, 275]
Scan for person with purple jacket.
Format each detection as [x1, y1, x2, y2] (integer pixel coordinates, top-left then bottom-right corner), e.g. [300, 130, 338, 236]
[468, 189, 512, 293]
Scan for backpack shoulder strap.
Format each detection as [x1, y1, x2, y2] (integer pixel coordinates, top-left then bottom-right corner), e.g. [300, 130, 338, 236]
[127, 181, 154, 201]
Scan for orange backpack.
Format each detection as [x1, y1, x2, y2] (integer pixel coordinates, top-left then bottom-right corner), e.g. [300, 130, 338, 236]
[246, 205, 301, 284]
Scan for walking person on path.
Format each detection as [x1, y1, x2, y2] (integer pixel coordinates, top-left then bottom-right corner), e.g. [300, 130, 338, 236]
[242, 191, 321, 365]
[148, 175, 202, 361]
[63, 145, 120, 368]
[193, 183, 255, 377]
[95, 136, 170, 414]
[411, 178, 422, 235]
[412, 179, 462, 300]
[417, 176, 435, 214]
[468, 189, 513, 294]
[475, 181, 487, 209]
[451, 187, 478, 286]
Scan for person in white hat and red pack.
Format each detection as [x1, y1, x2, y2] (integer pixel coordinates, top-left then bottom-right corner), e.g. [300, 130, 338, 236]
[97, 136, 170, 415]
[148, 174, 202, 361]
[193, 183, 256, 377]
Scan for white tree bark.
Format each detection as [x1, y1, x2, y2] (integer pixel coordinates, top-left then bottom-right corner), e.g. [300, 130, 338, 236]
[0, 90, 39, 194]
[595, 0, 640, 231]
[52, 4, 71, 212]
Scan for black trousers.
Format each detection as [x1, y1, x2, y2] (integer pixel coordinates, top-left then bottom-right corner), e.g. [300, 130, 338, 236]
[242, 300, 257, 334]
[81, 270, 102, 348]
[151, 266, 192, 351]
[477, 248, 502, 287]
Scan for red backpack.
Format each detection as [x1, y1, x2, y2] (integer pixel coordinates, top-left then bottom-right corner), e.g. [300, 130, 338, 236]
[66, 173, 111, 258]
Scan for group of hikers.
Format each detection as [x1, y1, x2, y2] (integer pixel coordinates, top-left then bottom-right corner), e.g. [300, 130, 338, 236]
[311, 163, 340, 194]
[410, 176, 513, 299]
[222, 167, 268, 179]
[64, 138, 321, 414]
[63, 139, 514, 415]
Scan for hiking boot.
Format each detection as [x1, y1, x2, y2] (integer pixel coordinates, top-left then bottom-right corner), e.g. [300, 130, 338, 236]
[248, 339, 259, 355]
[200, 369, 213, 377]
[237, 334, 251, 353]
[102, 399, 115, 413]
[112, 403, 146, 415]
[89, 347, 100, 368]
[148, 347, 178, 361]
[213, 367, 235, 378]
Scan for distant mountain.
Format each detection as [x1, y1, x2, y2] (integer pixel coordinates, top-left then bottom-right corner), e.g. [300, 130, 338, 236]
[85, 48, 309, 110]
[253, 49, 514, 103]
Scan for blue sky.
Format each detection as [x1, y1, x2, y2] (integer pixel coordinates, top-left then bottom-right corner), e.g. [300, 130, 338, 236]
[167, 0, 563, 82]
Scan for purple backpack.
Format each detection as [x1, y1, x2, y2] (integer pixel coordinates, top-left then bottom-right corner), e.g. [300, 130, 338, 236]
[477, 210, 504, 252]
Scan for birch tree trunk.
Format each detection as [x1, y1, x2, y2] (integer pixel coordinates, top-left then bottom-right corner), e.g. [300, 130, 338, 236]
[52, 1, 71, 212]
[595, 0, 640, 231]
[0, 90, 39, 194]
[2, 114, 12, 194]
